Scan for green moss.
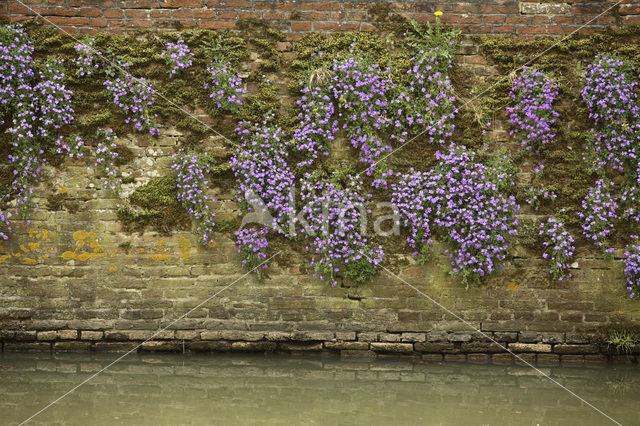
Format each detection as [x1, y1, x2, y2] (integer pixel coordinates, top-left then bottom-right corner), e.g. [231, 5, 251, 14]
[118, 176, 190, 234]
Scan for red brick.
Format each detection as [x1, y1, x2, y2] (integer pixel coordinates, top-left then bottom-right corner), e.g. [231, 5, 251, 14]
[597, 15, 617, 25]
[103, 9, 124, 18]
[122, 0, 158, 7]
[254, 1, 291, 10]
[460, 15, 481, 24]
[237, 10, 261, 19]
[217, 9, 237, 19]
[151, 9, 172, 18]
[48, 16, 89, 25]
[78, 7, 101, 17]
[620, 4, 640, 15]
[482, 15, 504, 24]
[623, 15, 640, 24]
[178, 19, 197, 28]
[441, 14, 459, 24]
[194, 9, 216, 18]
[546, 25, 564, 34]
[172, 9, 193, 18]
[8, 4, 29, 14]
[313, 21, 357, 31]
[299, 2, 340, 11]
[125, 9, 147, 18]
[161, 0, 202, 8]
[70, 0, 114, 6]
[290, 21, 311, 31]
[53, 6, 77, 16]
[263, 11, 283, 20]
[299, 11, 328, 20]
[506, 15, 528, 24]
[516, 26, 548, 35]
[531, 16, 551, 25]
[359, 22, 377, 32]
[131, 18, 153, 27]
[199, 20, 235, 29]
[91, 18, 107, 27]
[208, 0, 249, 7]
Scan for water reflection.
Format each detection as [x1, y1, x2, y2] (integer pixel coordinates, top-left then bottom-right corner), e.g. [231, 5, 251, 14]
[0, 353, 637, 425]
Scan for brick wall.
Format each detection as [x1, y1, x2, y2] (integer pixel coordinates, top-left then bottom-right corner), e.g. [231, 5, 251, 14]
[1, 0, 639, 37]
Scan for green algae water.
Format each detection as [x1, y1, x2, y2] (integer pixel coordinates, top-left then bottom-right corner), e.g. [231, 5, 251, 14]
[1, 353, 638, 425]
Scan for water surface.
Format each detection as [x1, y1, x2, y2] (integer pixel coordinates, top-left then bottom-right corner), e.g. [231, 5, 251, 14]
[1, 353, 638, 425]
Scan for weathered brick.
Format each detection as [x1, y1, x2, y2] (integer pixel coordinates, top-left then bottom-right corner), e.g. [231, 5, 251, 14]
[553, 344, 599, 354]
[461, 342, 505, 353]
[520, 2, 572, 15]
[278, 342, 323, 351]
[188, 341, 231, 352]
[37, 331, 57, 341]
[140, 341, 182, 351]
[370, 342, 413, 354]
[5, 342, 50, 352]
[509, 343, 552, 353]
[81, 331, 103, 340]
[231, 341, 277, 352]
[324, 341, 369, 351]
[53, 341, 92, 352]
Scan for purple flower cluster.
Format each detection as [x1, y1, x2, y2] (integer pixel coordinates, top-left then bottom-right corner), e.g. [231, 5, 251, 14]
[161, 38, 193, 77]
[230, 121, 296, 235]
[0, 24, 34, 117]
[104, 74, 159, 135]
[73, 39, 102, 77]
[540, 216, 575, 281]
[581, 55, 640, 172]
[577, 178, 618, 253]
[395, 47, 456, 145]
[171, 150, 216, 246]
[623, 239, 640, 299]
[621, 165, 640, 222]
[235, 226, 269, 273]
[300, 174, 383, 287]
[293, 85, 338, 167]
[95, 128, 121, 191]
[391, 145, 519, 286]
[507, 67, 559, 154]
[54, 135, 84, 159]
[204, 61, 245, 112]
[9, 58, 74, 141]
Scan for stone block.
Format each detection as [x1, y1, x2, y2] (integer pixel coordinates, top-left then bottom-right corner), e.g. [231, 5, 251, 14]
[447, 333, 473, 342]
[357, 332, 378, 342]
[231, 341, 276, 352]
[37, 331, 57, 341]
[58, 330, 79, 340]
[277, 342, 323, 351]
[461, 342, 505, 353]
[401, 333, 426, 342]
[509, 343, 552, 353]
[53, 341, 92, 352]
[81, 331, 103, 340]
[370, 342, 414, 354]
[335, 331, 356, 341]
[553, 344, 599, 354]
[324, 341, 369, 351]
[15, 331, 37, 341]
[519, 2, 571, 15]
[536, 354, 560, 366]
[414, 342, 458, 353]
[4, 342, 50, 352]
[493, 332, 518, 343]
[140, 341, 182, 352]
[188, 341, 231, 352]
[291, 330, 334, 341]
[340, 350, 376, 360]
[201, 330, 265, 341]
[467, 353, 490, 364]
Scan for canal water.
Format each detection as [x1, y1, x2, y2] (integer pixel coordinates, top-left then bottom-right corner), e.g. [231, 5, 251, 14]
[1, 353, 637, 425]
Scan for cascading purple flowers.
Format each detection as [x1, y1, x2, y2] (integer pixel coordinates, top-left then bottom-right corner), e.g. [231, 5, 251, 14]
[205, 61, 246, 112]
[391, 144, 519, 286]
[104, 74, 159, 135]
[300, 174, 383, 287]
[73, 38, 102, 77]
[577, 178, 618, 254]
[293, 85, 339, 167]
[235, 226, 269, 274]
[540, 216, 575, 281]
[171, 151, 216, 246]
[161, 38, 193, 77]
[581, 55, 639, 172]
[623, 238, 640, 299]
[95, 128, 121, 191]
[508, 67, 559, 154]
[230, 121, 296, 235]
[394, 47, 457, 146]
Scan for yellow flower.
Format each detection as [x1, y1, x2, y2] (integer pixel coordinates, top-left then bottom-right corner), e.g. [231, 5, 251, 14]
[434, 11, 443, 16]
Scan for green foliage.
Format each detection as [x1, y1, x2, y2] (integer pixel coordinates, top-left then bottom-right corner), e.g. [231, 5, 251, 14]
[405, 16, 461, 60]
[344, 249, 378, 285]
[118, 176, 190, 234]
[607, 329, 637, 354]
